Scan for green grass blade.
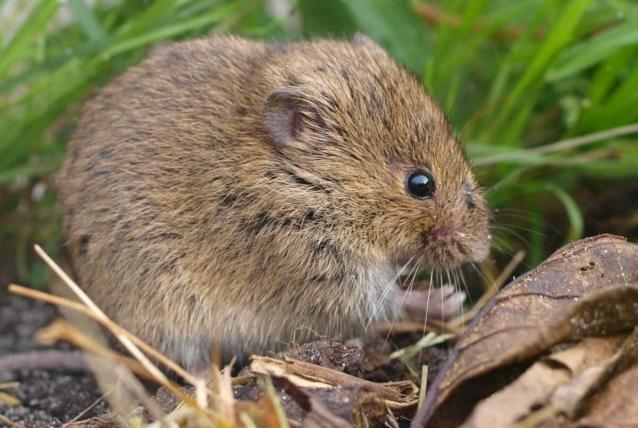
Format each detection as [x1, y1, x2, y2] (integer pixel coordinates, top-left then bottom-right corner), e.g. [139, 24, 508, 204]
[0, 0, 59, 78]
[473, 122, 638, 166]
[298, 0, 356, 36]
[343, 0, 429, 72]
[475, 2, 549, 141]
[546, 185, 584, 243]
[67, 0, 108, 43]
[577, 61, 638, 131]
[103, 3, 238, 58]
[547, 17, 638, 81]
[0, 156, 63, 184]
[587, 45, 636, 104]
[488, 0, 592, 141]
[112, 0, 181, 39]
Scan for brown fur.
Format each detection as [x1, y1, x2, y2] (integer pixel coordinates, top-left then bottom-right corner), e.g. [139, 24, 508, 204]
[56, 35, 489, 370]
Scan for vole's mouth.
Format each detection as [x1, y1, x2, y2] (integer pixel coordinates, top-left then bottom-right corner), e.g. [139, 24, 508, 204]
[392, 248, 467, 273]
[392, 237, 489, 273]
[424, 237, 490, 270]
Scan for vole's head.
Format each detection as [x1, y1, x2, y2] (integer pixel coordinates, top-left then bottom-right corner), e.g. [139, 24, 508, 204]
[261, 36, 489, 270]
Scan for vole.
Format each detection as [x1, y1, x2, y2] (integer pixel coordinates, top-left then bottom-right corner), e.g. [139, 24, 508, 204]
[56, 35, 490, 372]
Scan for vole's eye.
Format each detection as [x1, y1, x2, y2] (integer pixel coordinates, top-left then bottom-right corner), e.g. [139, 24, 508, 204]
[406, 171, 435, 199]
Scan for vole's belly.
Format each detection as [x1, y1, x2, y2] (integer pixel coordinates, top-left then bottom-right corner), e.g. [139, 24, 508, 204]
[156, 263, 400, 371]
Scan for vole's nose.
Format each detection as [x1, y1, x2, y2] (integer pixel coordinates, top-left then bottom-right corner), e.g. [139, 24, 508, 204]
[430, 225, 457, 240]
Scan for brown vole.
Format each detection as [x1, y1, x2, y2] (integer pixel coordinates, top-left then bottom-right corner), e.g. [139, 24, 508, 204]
[56, 35, 489, 371]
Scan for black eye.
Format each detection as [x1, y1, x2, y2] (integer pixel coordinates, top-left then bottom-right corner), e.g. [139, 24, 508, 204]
[407, 170, 435, 199]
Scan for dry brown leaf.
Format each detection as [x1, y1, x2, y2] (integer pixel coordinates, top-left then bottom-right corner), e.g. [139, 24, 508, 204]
[531, 328, 638, 428]
[422, 286, 638, 427]
[414, 235, 638, 427]
[459, 336, 625, 428]
[575, 363, 638, 426]
[548, 339, 624, 419]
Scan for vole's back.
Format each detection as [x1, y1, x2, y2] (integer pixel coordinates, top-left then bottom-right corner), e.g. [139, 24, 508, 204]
[57, 37, 395, 369]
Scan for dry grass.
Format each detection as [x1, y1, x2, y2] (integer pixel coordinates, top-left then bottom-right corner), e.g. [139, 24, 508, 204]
[9, 246, 268, 428]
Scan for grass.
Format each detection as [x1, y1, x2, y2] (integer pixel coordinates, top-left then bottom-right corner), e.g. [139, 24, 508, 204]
[1, 0, 637, 283]
[7, 248, 269, 427]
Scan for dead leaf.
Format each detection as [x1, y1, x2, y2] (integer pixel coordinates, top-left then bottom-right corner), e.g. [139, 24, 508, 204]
[575, 363, 638, 426]
[414, 235, 638, 427]
[459, 336, 625, 428]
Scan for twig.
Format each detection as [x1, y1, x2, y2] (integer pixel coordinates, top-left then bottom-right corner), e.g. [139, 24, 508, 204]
[417, 365, 428, 410]
[9, 284, 214, 417]
[251, 356, 418, 405]
[33, 244, 172, 387]
[9, 285, 217, 423]
[0, 382, 19, 390]
[0, 414, 26, 428]
[474, 123, 638, 166]
[114, 365, 166, 423]
[449, 249, 525, 328]
[0, 350, 87, 373]
[35, 321, 151, 380]
[373, 318, 460, 336]
[64, 389, 112, 426]
[9, 283, 199, 387]
[36, 319, 213, 424]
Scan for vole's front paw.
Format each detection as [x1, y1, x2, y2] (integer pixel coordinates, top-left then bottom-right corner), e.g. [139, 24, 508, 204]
[400, 285, 466, 322]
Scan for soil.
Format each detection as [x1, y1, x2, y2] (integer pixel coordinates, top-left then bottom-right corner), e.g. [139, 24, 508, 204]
[0, 252, 101, 426]
[0, 295, 108, 427]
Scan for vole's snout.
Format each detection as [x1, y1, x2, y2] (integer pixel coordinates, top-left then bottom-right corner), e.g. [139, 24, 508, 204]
[425, 224, 469, 254]
[422, 224, 489, 269]
[430, 225, 456, 240]
[419, 186, 490, 269]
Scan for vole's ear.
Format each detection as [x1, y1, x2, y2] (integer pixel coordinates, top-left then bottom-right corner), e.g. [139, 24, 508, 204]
[262, 86, 314, 147]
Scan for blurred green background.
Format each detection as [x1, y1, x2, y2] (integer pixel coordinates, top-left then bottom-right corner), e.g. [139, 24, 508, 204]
[1, 0, 637, 285]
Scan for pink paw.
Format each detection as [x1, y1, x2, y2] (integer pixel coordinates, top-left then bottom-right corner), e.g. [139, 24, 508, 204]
[400, 285, 466, 321]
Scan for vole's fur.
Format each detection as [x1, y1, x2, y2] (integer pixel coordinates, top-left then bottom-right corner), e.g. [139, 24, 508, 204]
[56, 35, 489, 370]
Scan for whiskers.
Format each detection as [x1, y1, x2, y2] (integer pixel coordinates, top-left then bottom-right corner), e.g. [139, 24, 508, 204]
[426, 267, 468, 327]
[380, 255, 424, 344]
[396, 254, 425, 315]
[364, 256, 417, 331]
[368, 259, 474, 343]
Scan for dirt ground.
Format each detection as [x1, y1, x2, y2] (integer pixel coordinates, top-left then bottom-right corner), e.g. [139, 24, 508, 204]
[0, 293, 109, 427]
[0, 251, 104, 426]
